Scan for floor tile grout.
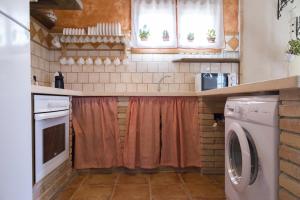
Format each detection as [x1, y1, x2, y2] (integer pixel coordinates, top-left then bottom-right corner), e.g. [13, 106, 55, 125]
[178, 173, 194, 200]
[148, 175, 152, 200]
[69, 175, 89, 200]
[109, 173, 120, 200]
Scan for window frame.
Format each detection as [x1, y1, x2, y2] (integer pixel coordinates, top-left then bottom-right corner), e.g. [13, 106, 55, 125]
[131, 0, 224, 53]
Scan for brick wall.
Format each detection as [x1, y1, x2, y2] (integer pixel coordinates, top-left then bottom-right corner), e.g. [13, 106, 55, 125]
[279, 89, 300, 200]
[33, 97, 74, 200]
[114, 96, 225, 174]
[199, 97, 226, 174]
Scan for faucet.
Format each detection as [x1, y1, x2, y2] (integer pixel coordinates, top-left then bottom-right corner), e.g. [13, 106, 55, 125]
[158, 75, 172, 92]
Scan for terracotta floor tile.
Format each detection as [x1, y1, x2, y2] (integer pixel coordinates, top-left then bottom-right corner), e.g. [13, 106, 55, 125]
[118, 173, 149, 184]
[181, 173, 216, 185]
[151, 184, 189, 200]
[112, 184, 150, 200]
[84, 174, 118, 186]
[150, 172, 181, 185]
[185, 183, 225, 199]
[72, 185, 113, 200]
[54, 187, 77, 200]
[67, 175, 87, 189]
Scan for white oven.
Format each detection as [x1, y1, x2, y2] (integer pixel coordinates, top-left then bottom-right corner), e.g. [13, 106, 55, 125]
[34, 95, 70, 183]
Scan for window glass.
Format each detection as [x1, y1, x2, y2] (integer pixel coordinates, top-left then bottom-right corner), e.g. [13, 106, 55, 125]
[177, 0, 225, 48]
[132, 0, 177, 48]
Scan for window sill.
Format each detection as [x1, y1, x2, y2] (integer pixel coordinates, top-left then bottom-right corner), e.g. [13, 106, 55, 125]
[130, 48, 222, 54]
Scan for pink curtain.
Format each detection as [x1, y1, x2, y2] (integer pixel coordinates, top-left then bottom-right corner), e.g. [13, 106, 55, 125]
[160, 97, 201, 168]
[72, 97, 122, 169]
[123, 97, 161, 169]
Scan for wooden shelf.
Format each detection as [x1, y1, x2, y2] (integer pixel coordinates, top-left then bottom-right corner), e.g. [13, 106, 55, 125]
[172, 58, 240, 63]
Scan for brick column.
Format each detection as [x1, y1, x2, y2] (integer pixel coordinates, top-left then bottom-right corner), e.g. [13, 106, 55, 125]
[279, 89, 300, 199]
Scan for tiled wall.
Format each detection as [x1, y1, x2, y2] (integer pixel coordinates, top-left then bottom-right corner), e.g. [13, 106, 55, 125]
[30, 18, 51, 86]
[31, 41, 50, 86]
[279, 89, 300, 200]
[49, 51, 239, 92]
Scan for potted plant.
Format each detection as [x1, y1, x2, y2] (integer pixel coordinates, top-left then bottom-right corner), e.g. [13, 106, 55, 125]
[207, 29, 216, 43]
[162, 30, 170, 41]
[286, 39, 300, 76]
[139, 25, 150, 41]
[187, 32, 195, 42]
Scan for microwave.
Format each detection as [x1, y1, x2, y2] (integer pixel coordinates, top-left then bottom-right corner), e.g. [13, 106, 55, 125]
[195, 73, 238, 91]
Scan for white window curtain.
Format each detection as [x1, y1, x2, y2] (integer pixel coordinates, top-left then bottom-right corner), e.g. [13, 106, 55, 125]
[177, 0, 224, 49]
[132, 0, 177, 48]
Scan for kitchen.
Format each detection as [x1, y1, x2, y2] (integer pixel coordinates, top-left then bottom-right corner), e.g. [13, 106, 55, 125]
[1, 0, 300, 200]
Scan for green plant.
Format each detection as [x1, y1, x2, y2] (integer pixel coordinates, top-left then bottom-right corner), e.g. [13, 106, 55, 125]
[139, 25, 150, 41]
[163, 30, 169, 41]
[287, 39, 300, 56]
[187, 32, 195, 41]
[207, 29, 216, 38]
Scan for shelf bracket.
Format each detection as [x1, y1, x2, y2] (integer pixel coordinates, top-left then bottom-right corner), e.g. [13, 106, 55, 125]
[296, 16, 300, 39]
[277, 0, 294, 19]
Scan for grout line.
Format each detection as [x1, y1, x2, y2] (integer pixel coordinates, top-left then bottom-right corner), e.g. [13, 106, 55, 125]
[148, 175, 152, 200]
[109, 173, 120, 200]
[178, 173, 193, 200]
[69, 175, 89, 200]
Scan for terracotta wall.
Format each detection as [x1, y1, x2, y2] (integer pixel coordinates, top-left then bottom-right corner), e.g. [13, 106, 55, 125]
[53, 0, 239, 35]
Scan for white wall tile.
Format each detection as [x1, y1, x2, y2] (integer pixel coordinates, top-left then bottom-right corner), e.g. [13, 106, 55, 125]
[105, 65, 115, 72]
[105, 84, 116, 92]
[201, 63, 211, 73]
[210, 63, 221, 73]
[137, 84, 147, 92]
[110, 73, 121, 83]
[127, 84, 137, 92]
[136, 62, 148, 72]
[83, 84, 94, 92]
[132, 73, 143, 83]
[94, 84, 105, 92]
[221, 63, 232, 73]
[179, 63, 190, 72]
[121, 73, 132, 83]
[148, 62, 159, 72]
[89, 73, 99, 83]
[99, 73, 110, 83]
[116, 83, 126, 92]
[142, 73, 153, 83]
[174, 73, 185, 83]
[94, 65, 105, 72]
[78, 73, 89, 83]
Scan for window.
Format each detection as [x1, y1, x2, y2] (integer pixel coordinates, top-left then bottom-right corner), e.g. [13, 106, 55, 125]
[131, 0, 225, 50]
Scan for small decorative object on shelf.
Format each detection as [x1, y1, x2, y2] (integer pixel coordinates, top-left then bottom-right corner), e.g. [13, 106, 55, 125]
[277, 0, 294, 19]
[139, 25, 150, 41]
[58, 56, 128, 66]
[207, 29, 216, 43]
[162, 30, 170, 41]
[187, 32, 195, 42]
[286, 39, 300, 76]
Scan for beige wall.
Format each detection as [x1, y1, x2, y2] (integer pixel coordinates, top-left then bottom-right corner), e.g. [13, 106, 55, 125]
[240, 0, 299, 83]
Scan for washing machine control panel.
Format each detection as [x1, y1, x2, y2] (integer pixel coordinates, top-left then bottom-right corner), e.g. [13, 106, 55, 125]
[225, 100, 278, 126]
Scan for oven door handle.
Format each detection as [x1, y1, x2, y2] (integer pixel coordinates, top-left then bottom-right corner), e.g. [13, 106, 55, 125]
[35, 110, 69, 121]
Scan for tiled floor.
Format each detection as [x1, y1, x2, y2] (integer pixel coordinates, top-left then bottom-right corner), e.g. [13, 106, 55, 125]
[54, 172, 225, 200]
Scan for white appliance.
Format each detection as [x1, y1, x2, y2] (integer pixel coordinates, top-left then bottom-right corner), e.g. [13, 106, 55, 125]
[0, 1, 32, 200]
[34, 95, 70, 183]
[224, 96, 279, 200]
[195, 73, 238, 92]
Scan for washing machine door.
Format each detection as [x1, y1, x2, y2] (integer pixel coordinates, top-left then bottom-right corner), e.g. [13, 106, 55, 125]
[226, 122, 252, 192]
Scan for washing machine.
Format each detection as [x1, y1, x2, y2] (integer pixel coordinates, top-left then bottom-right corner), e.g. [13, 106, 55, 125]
[224, 96, 279, 200]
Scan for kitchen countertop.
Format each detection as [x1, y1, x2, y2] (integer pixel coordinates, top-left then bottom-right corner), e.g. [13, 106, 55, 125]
[31, 76, 300, 97]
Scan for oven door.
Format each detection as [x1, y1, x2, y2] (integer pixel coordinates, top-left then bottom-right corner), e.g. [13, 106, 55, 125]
[34, 110, 69, 183]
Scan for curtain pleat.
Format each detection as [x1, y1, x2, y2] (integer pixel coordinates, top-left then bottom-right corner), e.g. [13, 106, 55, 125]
[160, 97, 201, 167]
[72, 97, 122, 169]
[123, 97, 161, 169]
[123, 97, 201, 169]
